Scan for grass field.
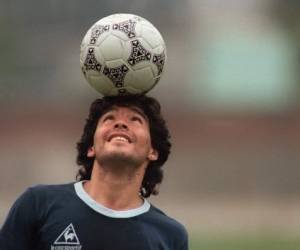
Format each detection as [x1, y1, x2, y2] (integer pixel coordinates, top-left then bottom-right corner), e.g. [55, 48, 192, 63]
[190, 234, 300, 250]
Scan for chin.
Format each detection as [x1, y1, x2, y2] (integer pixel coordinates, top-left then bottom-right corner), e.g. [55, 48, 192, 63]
[97, 151, 143, 169]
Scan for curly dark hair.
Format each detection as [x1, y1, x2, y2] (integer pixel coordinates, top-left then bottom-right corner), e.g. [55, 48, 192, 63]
[76, 94, 171, 198]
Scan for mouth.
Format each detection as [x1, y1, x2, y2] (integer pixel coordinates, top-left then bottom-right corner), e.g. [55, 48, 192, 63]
[108, 134, 132, 143]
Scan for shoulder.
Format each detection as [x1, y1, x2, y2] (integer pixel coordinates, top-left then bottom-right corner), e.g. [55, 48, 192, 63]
[27, 182, 75, 196]
[143, 204, 188, 248]
[16, 183, 77, 220]
[1, 183, 74, 229]
[149, 205, 187, 234]
[21, 182, 76, 208]
[7, 183, 74, 206]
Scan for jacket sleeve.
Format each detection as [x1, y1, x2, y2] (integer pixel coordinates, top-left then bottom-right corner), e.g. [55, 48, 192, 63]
[0, 188, 38, 250]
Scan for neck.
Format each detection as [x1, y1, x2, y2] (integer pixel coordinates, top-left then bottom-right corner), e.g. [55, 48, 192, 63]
[83, 161, 147, 210]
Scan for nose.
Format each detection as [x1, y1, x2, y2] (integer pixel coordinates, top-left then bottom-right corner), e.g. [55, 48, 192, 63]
[114, 120, 128, 130]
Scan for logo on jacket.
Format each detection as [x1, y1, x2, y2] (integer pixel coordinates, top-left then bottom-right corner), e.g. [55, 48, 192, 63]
[51, 223, 82, 250]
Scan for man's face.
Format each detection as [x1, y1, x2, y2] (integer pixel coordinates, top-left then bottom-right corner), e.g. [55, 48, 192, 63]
[87, 105, 158, 169]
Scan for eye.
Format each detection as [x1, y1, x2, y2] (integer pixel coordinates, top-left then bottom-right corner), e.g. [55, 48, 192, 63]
[102, 114, 114, 123]
[131, 115, 143, 124]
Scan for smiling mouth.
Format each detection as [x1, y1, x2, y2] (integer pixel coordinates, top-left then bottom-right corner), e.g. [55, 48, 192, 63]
[108, 135, 132, 143]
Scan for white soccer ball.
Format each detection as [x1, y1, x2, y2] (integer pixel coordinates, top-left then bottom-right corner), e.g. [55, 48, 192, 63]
[80, 13, 167, 96]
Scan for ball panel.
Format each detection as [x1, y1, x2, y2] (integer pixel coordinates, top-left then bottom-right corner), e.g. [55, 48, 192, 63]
[140, 24, 164, 49]
[125, 86, 144, 94]
[87, 75, 113, 96]
[151, 45, 166, 57]
[104, 59, 127, 68]
[127, 66, 155, 91]
[99, 35, 124, 61]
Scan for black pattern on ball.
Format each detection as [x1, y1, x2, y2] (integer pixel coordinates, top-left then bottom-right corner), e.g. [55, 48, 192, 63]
[83, 48, 102, 72]
[90, 25, 110, 45]
[103, 64, 129, 88]
[113, 19, 136, 38]
[127, 40, 152, 66]
[152, 52, 165, 75]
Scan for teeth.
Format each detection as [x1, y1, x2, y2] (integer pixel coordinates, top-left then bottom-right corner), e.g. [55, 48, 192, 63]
[111, 136, 129, 142]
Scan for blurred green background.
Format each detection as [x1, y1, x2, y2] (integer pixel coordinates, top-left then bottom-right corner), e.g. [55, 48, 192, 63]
[1, 1, 300, 249]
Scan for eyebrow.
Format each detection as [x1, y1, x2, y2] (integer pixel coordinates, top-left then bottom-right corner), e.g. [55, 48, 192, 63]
[103, 106, 148, 121]
[129, 107, 148, 121]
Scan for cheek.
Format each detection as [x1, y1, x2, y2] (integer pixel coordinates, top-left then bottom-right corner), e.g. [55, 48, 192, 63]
[140, 130, 152, 145]
[93, 127, 106, 146]
[95, 123, 109, 137]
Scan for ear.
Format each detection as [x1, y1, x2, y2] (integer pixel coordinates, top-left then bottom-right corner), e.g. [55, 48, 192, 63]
[148, 148, 158, 161]
[87, 146, 95, 158]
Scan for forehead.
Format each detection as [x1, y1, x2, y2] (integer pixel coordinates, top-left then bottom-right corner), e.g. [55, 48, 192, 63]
[101, 105, 148, 120]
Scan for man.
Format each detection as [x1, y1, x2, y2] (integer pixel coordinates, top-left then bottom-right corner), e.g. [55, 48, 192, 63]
[0, 95, 188, 250]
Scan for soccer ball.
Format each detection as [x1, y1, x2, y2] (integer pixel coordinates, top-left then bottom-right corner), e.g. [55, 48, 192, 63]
[80, 13, 167, 96]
